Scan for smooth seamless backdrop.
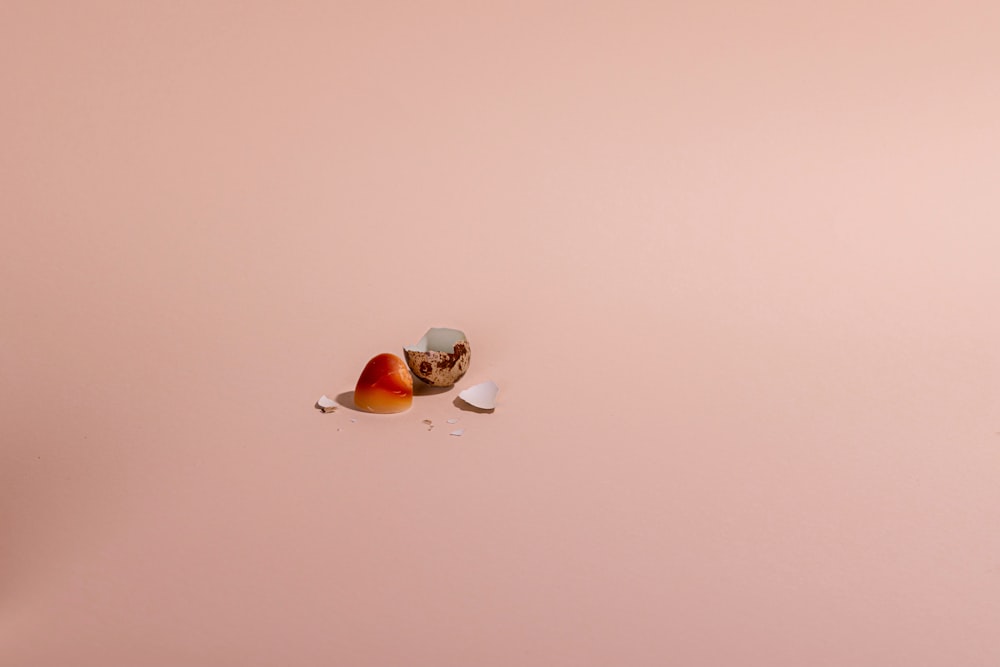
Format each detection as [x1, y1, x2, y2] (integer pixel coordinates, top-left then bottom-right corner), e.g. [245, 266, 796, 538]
[2, 1, 999, 665]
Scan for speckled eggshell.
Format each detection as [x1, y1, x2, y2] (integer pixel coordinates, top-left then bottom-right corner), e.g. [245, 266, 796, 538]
[404, 338, 471, 387]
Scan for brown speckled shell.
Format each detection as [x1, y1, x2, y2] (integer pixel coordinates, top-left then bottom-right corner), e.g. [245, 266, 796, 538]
[403, 340, 471, 387]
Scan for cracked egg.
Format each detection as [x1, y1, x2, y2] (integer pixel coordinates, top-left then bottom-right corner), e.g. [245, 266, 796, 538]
[403, 327, 471, 387]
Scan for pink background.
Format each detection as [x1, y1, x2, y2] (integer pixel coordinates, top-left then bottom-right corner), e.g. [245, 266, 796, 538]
[3, 1, 1000, 665]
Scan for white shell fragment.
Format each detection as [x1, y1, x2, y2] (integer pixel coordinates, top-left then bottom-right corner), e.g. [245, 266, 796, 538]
[446, 418, 459, 424]
[449, 428, 465, 437]
[458, 381, 499, 411]
[317, 395, 338, 413]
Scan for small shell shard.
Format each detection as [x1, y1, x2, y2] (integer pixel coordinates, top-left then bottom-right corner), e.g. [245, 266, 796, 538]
[317, 395, 338, 413]
[458, 381, 499, 411]
[449, 428, 465, 437]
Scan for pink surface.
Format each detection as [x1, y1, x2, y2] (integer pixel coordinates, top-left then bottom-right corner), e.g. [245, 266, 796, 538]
[3, 2, 1000, 665]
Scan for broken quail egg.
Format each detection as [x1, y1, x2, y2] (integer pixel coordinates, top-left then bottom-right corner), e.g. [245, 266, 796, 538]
[403, 327, 471, 387]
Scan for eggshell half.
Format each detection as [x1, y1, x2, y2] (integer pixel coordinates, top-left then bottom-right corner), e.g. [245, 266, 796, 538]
[403, 327, 471, 387]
